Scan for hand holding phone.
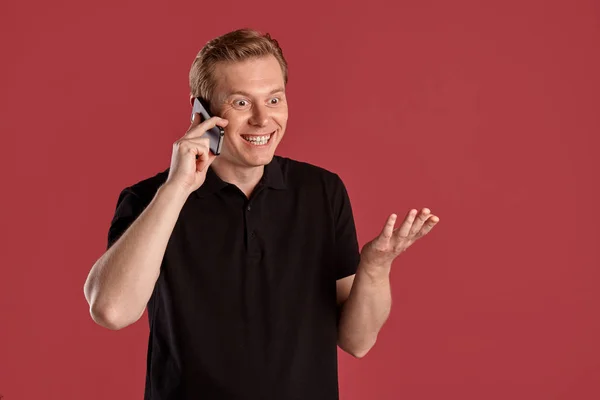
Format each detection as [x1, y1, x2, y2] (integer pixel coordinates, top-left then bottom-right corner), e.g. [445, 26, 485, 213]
[164, 100, 228, 195]
[191, 97, 225, 155]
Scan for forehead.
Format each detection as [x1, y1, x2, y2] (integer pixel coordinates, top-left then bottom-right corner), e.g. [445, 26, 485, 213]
[212, 55, 285, 97]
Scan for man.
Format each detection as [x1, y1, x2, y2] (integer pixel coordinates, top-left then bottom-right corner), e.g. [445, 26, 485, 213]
[83, 28, 439, 399]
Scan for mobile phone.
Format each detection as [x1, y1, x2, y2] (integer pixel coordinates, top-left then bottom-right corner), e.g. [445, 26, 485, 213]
[191, 97, 224, 155]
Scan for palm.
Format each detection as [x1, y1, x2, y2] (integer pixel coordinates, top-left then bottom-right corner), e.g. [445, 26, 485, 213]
[361, 208, 440, 267]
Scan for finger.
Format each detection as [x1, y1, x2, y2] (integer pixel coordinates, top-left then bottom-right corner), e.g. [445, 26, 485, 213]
[394, 209, 417, 238]
[417, 214, 440, 237]
[379, 213, 397, 241]
[178, 136, 210, 160]
[182, 137, 212, 160]
[188, 139, 217, 171]
[195, 148, 216, 172]
[186, 116, 229, 138]
[408, 208, 432, 237]
[182, 135, 211, 148]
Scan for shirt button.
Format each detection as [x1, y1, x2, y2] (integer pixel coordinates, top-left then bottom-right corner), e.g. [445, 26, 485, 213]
[250, 231, 255, 238]
[247, 205, 251, 211]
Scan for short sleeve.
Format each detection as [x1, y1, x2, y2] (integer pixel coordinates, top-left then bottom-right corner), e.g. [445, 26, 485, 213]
[107, 187, 145, 250]
[331, 174, 361, 280]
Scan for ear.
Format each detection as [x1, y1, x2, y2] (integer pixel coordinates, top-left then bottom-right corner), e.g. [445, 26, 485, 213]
[189, 95, 195, 107]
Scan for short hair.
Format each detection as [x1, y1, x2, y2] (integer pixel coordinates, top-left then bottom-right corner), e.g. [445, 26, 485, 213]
[189, 28, 288, 104]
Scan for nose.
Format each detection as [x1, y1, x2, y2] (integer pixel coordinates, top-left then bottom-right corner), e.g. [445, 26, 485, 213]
[248, 104, 269, 127]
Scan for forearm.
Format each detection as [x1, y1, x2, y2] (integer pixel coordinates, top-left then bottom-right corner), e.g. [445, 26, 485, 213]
[337, 261, 392, 358]
[84, 183, 189, 330]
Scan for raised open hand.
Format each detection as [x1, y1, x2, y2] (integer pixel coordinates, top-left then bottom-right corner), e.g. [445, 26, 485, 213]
[360, 208, 440, 268]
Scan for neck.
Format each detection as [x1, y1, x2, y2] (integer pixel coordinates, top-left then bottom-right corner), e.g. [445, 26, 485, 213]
[211, 158, 265, 198]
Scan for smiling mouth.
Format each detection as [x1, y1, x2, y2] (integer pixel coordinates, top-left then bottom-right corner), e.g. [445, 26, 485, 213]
[241, 131, 274, 146]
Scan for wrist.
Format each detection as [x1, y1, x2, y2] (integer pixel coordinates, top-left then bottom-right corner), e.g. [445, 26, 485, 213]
[157, 182, 191, 205]
[359, 260, 392, 284]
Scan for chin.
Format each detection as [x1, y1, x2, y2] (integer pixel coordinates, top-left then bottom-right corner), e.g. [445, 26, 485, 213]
[244, 153, 275, 167]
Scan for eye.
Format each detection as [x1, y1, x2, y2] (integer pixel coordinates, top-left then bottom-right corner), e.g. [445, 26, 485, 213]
[269, 97, 280, 105]
[234, 99, 248, 107]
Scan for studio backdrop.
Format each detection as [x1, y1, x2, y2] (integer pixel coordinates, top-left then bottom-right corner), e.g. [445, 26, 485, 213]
[1, 0, 599, 399]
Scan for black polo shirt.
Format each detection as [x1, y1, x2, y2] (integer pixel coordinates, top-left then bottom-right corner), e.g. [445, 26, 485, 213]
[106, 155, 360, 400]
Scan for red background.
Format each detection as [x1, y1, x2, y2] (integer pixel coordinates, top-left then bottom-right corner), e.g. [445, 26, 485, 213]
[1, 0, 599, 399]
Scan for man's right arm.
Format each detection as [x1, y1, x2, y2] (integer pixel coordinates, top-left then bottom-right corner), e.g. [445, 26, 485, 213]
[83, 183, 188, 330]
[84, 113, 227, 330]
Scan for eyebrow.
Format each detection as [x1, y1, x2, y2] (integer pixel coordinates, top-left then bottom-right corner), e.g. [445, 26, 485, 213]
[226, 87, 285, 98]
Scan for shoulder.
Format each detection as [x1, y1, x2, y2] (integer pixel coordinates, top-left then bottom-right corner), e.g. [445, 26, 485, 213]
[273, 156, 352, 216]
[274, 155, 344, 188]
[116, 167, 170, 206]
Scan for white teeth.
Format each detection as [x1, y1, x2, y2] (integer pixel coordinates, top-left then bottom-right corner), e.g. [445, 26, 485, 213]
[243, 134, 271, 145]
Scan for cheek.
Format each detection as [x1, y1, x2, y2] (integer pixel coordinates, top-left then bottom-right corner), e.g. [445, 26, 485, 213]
[222, 113, 245, 133]
[273, 109, 288, 127]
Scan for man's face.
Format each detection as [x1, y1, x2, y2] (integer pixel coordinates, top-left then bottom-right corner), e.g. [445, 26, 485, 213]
[209, 55, 288, 168]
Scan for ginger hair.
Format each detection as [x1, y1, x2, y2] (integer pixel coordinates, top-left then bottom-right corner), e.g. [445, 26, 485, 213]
[189, 28, 288, 105]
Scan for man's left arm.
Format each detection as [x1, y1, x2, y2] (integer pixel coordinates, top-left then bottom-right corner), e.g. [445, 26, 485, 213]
[337, 208, 440, 358]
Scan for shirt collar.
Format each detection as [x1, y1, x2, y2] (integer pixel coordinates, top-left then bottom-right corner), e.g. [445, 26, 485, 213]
[193, 156, 286, 198]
